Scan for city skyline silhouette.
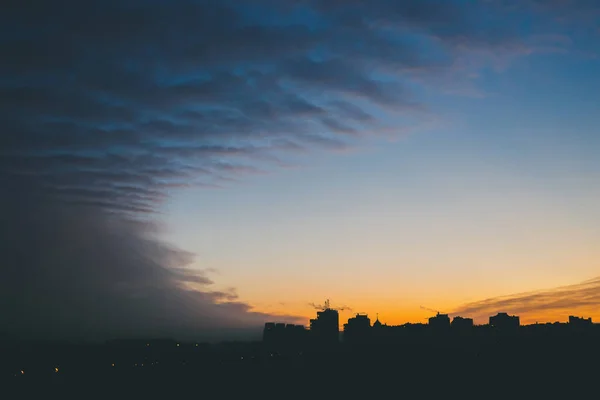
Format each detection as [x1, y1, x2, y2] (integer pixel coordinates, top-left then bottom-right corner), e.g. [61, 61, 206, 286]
[3, 303, 599, 396]
[2, 0, 599, 396]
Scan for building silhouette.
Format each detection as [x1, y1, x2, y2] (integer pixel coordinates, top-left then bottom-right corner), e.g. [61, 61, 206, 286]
[263, 323, 307, 346]
[373, 315, 382, 329]
[428, 312, 451, 332]
[489, 312, 520, 332]
[569, 316, 592, 326]
[451, 316, 474, 333]
[343, 314, 371, 344]
[263, 322, 276, 343]
[569, 316, 593, 333]
[261, 304, 600, 352]
[310, 305, 339, 345]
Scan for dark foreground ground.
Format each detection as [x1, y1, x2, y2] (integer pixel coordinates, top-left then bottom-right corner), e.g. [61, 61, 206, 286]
[2, 335, 599, 398]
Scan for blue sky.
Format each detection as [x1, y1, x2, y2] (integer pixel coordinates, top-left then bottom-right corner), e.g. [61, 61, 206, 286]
[2, 0, 600, 339]
[163, 32, 600, 322]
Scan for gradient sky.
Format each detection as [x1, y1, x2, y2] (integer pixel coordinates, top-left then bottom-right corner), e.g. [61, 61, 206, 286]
[2, 0, 599, 340]
[161, 0, 600, 325]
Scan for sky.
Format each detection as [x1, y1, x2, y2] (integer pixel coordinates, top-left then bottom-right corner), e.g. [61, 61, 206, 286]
[1, 0, 599, 340]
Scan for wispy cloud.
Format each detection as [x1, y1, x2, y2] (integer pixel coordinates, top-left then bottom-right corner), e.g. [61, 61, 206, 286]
[452, 277, 600, 324]
[0, 0, 588, 339]
[0, 0, 567, 212]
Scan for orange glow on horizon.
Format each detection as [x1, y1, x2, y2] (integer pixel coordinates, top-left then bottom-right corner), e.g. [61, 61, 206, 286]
[246, 273, 600, 329]
[253, 303, 600, 328]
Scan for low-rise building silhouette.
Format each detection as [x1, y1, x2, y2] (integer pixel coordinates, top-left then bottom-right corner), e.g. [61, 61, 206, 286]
[489, 312, 520, 332]
[451, 316, 474, 332]
[263, 322, 276, 343]
[263, 305, 599, 350]
[569, 316, 593, 333]
[569, 316, 592, 326]
[263, 323, 308, 346]
[429, 312, 451, 332]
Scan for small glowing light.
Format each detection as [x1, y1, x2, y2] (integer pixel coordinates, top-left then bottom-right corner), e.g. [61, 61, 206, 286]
[240, 357, 244, 360]
[21, 370, 25, 375]
[111, 363, 115, 367]
[146, 343, 150, 347]
[55, 367, 59, 373]
[134, 363, 138, 367]
[176, 343, 180, 347]
[195, 343, 198, 347]
[141, 364, 144, 367]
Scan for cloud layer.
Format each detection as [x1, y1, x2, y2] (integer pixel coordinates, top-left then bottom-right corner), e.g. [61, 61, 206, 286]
[1, 0, 593, 340]
[452, 277, 600, 324]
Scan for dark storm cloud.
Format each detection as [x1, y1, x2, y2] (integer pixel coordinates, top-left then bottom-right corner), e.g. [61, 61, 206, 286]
[329, 101, 375, 122]
[489, 0, 600, 34]
[451, 277, 600, 323]
[0, 0, 570, 340]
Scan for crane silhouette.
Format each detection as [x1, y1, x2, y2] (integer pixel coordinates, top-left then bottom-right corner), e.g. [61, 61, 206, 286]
[309, 299, 352, 313]
[420, 306, 446, 316]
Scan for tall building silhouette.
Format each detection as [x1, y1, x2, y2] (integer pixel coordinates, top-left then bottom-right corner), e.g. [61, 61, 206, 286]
[310, 306, 339, 345]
